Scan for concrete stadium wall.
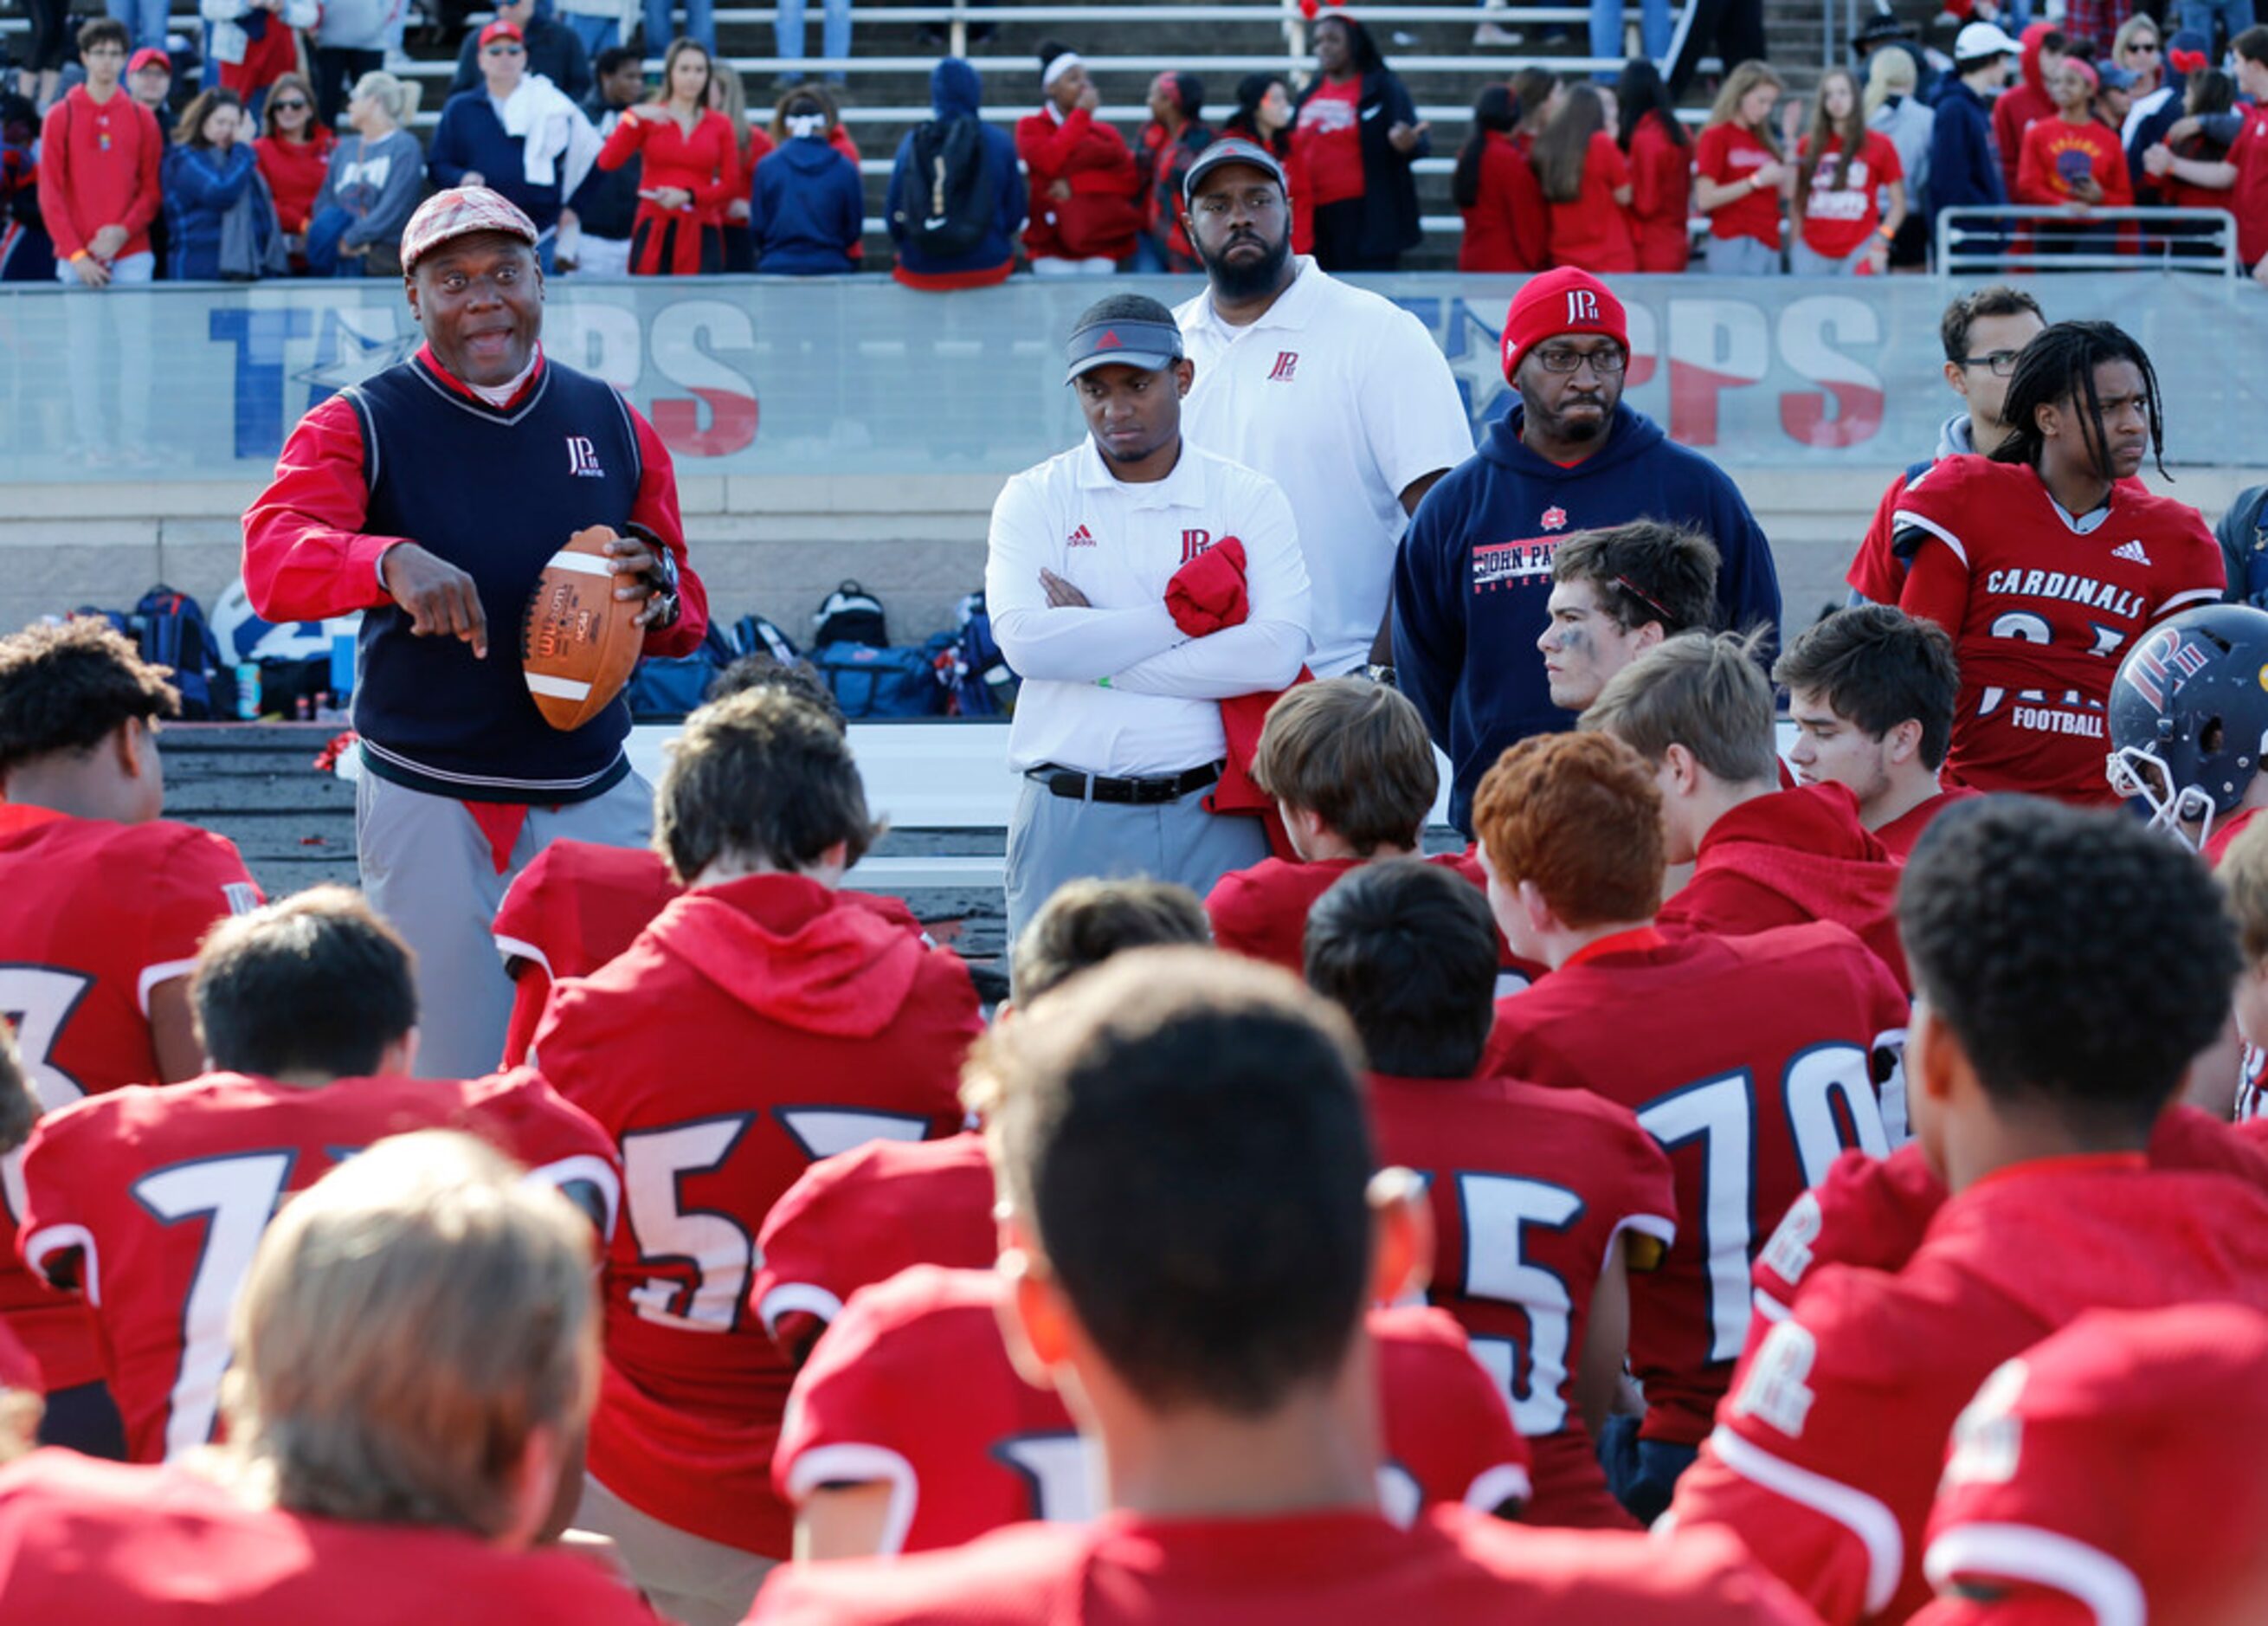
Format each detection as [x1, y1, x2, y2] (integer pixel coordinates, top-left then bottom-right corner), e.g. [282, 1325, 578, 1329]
[12, 466, 2265, 648]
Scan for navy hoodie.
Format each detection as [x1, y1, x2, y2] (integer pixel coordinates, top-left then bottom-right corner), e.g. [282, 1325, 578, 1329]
[752, 136, 863, 274]
[1928, 77, 2005, 224]
[1394, 403, 1782, 833]
[885, 58, 1026, 287]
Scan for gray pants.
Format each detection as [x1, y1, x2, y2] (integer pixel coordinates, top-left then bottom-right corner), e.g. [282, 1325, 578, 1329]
[1789, 236, 1873, 275]
[1003, 771, 1269, 979]
[357, 759, 654, 1080]
[1703, 233, 1783, 274]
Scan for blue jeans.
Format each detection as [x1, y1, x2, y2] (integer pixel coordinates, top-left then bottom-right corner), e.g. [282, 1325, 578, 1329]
[2181, 0, 2256, 48]
[563, 11, 620, 55]
[776, 0, 850, 78]
[1593, 0, 1669, 72]
[641, 0, 713, 54]
[105, 0, 167, 49]
[1598, 1414, 1698, 1526]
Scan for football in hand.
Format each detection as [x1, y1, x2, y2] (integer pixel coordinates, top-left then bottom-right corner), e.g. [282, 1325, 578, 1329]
[520, 525, 642, 731]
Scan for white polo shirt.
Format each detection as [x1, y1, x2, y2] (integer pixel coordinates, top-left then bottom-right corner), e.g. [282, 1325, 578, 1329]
[986, 438, 1311, 777]
[1176, 258, 1474, 678]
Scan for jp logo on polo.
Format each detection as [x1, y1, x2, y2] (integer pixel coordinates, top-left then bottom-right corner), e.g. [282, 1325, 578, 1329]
[1181, 528, 1215, 563]
[565, 436, 605, 478]
[1566, 289, 1600, 323]
[1268, 352, 1299, 383]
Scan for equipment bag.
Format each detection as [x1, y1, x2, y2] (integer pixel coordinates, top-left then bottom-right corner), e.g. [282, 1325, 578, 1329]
[625, 622, 741, 720]
[947, 589, 1017, 717]
[813, 581, 889, 648]
[133, 585, 222, 720]
[811, 640, 944, 719]
[895, 115, 992, 258]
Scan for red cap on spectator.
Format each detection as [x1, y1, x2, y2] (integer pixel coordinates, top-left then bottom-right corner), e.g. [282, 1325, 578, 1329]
[0, 1322, 42, 1397]
[1501, 268, 1628, 381]
[399, 186, 541, 273]
[479, 17, 525, 46]
[127, 47, 170, 75]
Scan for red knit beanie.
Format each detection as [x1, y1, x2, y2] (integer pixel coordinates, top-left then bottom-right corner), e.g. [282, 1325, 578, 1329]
[1501, 268, 1629, 381]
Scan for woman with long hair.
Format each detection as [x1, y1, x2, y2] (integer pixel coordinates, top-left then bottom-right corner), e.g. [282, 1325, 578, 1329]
[310, 70, 420, 275]
[750, 82, 861, 272]
[1291, 10, 1427, 269]
[596, 36, 739, 274]
[1865, 47, 1932, 270]
[1792, 65, 1906, 273]
[162, 87, 259, 279]
[1617, 58, 1691, 271]
[710, 58, 762, 270]
[1534, 82, 1635, 272]
[1455, 81, 1546, 269]
[251, 71, 334, 270]
[1693, 59, 1788, 273]
[1227, 70, 1311, 250]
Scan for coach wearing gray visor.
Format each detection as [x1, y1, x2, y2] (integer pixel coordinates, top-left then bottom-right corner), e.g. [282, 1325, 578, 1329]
[985, 292, 1312, 968]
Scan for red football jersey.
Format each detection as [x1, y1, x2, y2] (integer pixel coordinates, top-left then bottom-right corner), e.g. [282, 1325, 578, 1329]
[15, 1068, 620, 1464]
[1368, 1071, 1675, 1528]
[1484, 923, 1910, 1446]
[1205, 853, 1541, 990]
[751, 1132, 995, 1367]
[1656, 783, 1911, 994]
[1893, 455, 2223, 804]
[493, 840, 685, 1069]
[1913, 1304, 2268, 1626]
[775, 1267, 1532, 1556]
[1672, 1158, 2268, 1626]
[2204, 803, 2265, 869]
[0, 1449, 661, 1622]
[532, 872, 980, 1556]
[1744, 1106, 2268, 1362]
[1869, 786, 1982, 861]
[749, 1502, 1818, 1625]
[0, 808, 261, 1393]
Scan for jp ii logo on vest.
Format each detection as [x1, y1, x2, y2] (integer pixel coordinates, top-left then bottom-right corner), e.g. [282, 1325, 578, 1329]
[565, 436, 606, 478]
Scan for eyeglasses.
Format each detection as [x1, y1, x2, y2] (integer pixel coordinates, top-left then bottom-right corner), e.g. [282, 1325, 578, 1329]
[2124, 38, 2161, 52]
[1958, 349, 2023, 376]
[270, 98, 308, 110]
[1533, 345, 1627, 375]
[483, 42, 525, 54]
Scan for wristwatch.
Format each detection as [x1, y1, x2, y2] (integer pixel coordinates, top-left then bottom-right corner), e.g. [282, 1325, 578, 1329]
[627, 523, 682, 629]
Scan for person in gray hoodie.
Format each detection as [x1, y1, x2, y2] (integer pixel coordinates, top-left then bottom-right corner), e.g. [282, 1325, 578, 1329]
[308, 70, 422, 274]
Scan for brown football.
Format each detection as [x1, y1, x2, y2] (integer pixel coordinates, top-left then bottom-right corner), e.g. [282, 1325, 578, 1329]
[520, 525, 643, 731]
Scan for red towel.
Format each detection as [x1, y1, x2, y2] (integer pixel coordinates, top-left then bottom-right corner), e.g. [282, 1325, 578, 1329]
[1166, 536, 1250, 636]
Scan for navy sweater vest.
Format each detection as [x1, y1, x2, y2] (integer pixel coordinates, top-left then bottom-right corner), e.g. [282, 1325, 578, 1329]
[345, 355, 641, 803]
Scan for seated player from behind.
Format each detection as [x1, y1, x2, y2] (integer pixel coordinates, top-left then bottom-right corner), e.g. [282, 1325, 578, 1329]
[754, 877, 1212, 1371]
[0, 619, 263, 1453]
[1304, 860, 1674, 1529]
[0, 1132, 657, 1621]
[14, 887, 620, 1466]
[1537, 519, 1722, 715]
[1912, 1304, 2268, 1624]
[1776, 604, 1976, 859]
[1475, 731, 1908, 1525]
[1892, 319, 2223, 805]
[1584, 630, 1910, 990]
[494, 655, 850, 1068]
[1205, 679, 1539, 989]
[534, 687, 982, 1625]
[1668, 798, 2268, 1625]
[750, 951, 1818, 1624]
[0, 1034, 42, 1467]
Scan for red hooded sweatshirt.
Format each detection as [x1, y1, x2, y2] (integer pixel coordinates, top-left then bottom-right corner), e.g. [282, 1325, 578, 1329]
[1658, 781, 1910, 992]
[1992, 23, 2062, 201]
[532, 870, 981, 1556]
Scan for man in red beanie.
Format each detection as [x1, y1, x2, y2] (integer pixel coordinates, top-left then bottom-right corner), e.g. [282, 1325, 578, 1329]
[1392, 267, 1782, 836]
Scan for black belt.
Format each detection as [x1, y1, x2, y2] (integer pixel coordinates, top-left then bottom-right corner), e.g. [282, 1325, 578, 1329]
[1030, 761, 1223, 806]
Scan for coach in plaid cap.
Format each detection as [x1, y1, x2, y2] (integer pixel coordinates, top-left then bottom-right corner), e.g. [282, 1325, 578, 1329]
[238, 182, 709, 1078]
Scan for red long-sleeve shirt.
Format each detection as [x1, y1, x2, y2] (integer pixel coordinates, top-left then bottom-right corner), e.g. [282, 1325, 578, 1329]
[1014, 104, 1141, 261]
[1456, 130, 1547, 272]
[37, 85, 163, 261]
[254, 128, 336, 235]
[2015, 114, 2133, 209]
[242, 342, 707, 656]
[1626, 117, 1694, 272]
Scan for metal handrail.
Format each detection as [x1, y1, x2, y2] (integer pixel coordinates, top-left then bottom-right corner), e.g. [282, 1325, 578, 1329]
[1935, 205, 2243, 277]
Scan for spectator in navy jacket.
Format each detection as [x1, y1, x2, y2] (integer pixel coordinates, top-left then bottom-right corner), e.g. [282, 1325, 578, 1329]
[162, 87, 259, 277]
[447, 0, 590, 104]
[751, 84, 861, 273]
[885, 56, 1025, 289]
[1394, 268, 1781, 835]
[1930, 22, 2020, 248]
[428, 18, 600, 266]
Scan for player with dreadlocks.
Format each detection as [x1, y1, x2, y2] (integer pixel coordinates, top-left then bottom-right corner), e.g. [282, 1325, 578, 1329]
[1888, 319, 2223, 806]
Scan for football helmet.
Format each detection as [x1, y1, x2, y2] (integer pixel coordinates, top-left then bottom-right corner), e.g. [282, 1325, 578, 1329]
[2107, 604, 2268, 850]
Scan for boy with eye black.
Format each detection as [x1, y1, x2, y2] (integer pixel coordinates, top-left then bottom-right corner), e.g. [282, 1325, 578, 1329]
[1392, 268, 1779, 837]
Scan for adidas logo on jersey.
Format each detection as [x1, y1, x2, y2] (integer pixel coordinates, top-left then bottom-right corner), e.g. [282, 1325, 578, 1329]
[2113, 540, 2153, 565]
[1066, 524, 1096, 547]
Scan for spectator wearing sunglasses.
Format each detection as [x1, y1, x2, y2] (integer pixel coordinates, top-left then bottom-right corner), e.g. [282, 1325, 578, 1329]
[252, 71, 333, 267]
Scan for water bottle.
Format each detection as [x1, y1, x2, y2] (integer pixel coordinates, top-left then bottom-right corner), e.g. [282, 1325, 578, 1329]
[234, 662, 261, 721]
